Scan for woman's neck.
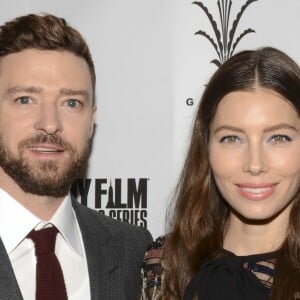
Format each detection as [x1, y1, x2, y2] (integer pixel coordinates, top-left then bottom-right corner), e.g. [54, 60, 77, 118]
[223, 209, 290, 256]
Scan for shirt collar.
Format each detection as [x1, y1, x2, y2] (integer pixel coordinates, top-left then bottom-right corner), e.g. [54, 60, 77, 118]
[48, 194, 83, 257]
[0, 189, 83, 257]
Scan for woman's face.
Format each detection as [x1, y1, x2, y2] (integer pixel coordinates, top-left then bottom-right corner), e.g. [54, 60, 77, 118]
[208, 88, 300, 222]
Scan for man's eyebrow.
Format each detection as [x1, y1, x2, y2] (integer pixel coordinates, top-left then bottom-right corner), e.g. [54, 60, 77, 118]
[6, 86, 91, 101]
[6, 86, 43, 94]
[60, 88, 90, 100]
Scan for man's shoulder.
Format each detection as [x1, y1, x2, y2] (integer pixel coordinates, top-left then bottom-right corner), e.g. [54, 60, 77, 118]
[72, 199, 153, 299]
[72, 199, 152, 244]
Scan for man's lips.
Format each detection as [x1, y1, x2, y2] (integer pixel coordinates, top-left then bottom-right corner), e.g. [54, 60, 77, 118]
[28, 144, 65, 153]
[236, 183, 277, 200]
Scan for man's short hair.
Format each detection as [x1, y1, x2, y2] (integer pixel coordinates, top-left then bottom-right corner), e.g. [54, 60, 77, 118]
[0, 13, 96, 102]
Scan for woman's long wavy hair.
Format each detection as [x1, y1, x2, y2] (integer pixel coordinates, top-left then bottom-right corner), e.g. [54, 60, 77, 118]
[163, 47, 300, 299]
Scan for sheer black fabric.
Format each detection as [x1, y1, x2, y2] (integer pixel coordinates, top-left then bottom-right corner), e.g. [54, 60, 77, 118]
[184, 250, 277, 300]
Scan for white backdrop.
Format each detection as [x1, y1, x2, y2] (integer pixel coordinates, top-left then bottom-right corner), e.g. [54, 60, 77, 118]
[0, 0, 299, 238]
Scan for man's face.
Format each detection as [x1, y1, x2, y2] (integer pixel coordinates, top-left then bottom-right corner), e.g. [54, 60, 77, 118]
[0, 49, 96, 197]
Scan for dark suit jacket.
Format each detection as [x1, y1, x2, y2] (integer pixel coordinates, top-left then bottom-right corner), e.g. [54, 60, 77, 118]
[0, 199, 152, 300]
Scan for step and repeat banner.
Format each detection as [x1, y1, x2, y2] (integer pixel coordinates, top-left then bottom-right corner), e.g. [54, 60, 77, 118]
[1, 0, 299, 238]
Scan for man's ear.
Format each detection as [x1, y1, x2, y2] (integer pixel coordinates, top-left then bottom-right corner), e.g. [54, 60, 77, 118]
[89, 106, 97, 138]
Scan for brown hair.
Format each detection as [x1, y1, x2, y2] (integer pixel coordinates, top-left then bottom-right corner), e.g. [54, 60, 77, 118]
[163, 47, 300, 299]
[0, 13, 96, 104]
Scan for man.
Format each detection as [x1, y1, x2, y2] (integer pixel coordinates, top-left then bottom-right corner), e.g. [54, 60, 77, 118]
[0, 14, 152, 300]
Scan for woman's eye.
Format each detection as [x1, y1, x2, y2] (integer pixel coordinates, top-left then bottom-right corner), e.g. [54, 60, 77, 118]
[219, 135, 241, 143]
[66, 99, 82, 108]
[16, 96, 32, 104]
[270, 134, 292, 143]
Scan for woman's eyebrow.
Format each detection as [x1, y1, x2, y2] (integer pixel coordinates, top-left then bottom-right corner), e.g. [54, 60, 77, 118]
[263, 123, 298, 133]
[213, 125, 244, 134]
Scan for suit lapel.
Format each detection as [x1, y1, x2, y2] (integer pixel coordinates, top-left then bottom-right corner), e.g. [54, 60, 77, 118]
[0, 238, 23, 300]
[72, 199, 124, 300]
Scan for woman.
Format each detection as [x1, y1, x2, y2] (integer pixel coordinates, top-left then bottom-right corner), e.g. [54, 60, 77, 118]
[141, 47, 300, 299]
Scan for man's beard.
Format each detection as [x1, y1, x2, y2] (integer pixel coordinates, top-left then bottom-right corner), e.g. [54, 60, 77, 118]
[0, 133, 90, 197]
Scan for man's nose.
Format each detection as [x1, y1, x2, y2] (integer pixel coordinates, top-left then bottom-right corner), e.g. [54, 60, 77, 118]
[34, 103, 62, 135]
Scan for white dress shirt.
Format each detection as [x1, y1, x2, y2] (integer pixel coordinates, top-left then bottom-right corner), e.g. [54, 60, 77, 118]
[0, 189, 91, 300]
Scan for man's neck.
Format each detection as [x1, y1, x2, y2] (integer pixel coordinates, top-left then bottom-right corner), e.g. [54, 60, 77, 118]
[16, 194, 64, 220]
[0, 169, 65, 220]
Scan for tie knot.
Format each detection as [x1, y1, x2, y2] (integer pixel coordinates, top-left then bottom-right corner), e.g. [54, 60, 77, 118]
[28, 227, 58, 255]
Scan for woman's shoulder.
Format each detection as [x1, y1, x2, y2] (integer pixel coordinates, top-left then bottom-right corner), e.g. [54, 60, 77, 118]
[141, 236, 165, 299]
[144, 236, 165, 260]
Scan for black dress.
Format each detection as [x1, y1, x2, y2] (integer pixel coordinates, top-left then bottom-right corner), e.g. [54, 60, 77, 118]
[184, 249, 276, 300]
[141, 237, 276, 300]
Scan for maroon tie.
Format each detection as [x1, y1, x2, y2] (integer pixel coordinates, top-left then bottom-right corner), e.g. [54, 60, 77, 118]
[28, 227, 68, 300]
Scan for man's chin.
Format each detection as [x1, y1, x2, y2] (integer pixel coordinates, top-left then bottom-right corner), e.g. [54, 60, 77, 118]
[0, 138, 90, 197]
[17, 172, 73, 197]
[20, 183, 71, 198]
[1, 160, 78, 197]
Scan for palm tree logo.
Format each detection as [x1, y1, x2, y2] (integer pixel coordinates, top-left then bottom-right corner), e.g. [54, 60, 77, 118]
[193, 0, 258, 67]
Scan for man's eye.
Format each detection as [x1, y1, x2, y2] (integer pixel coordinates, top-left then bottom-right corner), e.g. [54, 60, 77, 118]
[219, 135, 241, 143]
[66, 99, 81, 108]
[16, 96, 32, 104]
[270, 134, 292, 143]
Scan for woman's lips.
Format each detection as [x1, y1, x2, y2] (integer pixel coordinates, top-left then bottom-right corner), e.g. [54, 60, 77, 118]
[236, 183, 277, 200]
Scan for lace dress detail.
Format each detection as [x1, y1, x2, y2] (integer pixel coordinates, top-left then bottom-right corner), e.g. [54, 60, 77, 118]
[141, 237, 276, 300]
[141, 236, 164, 300]
[244, 256, 276, 289]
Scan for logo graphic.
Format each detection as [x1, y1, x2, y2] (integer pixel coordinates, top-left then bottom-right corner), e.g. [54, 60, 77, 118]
[193, 0, 258, 67]
[71, 178, 149, 228]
